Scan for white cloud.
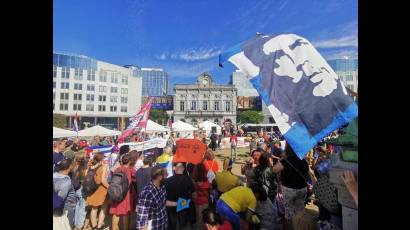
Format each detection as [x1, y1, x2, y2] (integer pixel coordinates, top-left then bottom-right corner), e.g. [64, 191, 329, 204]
[155, 47, 223, 62]
[320, 49, 358, 60]
[313, 35, 357, 48]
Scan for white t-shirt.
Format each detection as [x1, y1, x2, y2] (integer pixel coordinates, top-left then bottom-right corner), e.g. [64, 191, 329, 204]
[135, 159, 144, 171]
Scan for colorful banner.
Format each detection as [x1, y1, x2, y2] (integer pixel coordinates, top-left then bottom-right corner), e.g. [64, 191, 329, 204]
[219, 137, 250, 149]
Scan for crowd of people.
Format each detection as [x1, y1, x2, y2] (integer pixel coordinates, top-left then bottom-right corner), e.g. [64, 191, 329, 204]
[53, 129, 358, 230]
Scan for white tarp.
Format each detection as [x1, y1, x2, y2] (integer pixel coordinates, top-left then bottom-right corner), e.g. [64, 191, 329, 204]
[53, 127, 77, 138]
[172, 120, 198, 132]
[199, 120, 222, 135]
[145, 120, 170, 133]
[78, 125, 121, 137]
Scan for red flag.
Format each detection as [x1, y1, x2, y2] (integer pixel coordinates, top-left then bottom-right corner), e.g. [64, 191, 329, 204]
[118, 97, 154, 143]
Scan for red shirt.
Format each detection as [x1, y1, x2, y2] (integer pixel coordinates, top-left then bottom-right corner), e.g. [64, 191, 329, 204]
[194, 181, 211, 205]
[203, 160, 219, 173]
[218, 221, 233, 230]
[229, 135, 238, 143]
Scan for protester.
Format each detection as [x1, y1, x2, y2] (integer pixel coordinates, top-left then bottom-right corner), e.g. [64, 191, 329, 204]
[136, 156, 154, 195]
[229, 133, 238, 161]
[241, 158, 256, 186]
[71, 151, 88, 230]
[341, 170, 358, 207]
[91, 135, 102, 146]
[134, 151, 144, 171]
[53, 140, 66, 172]
[164, 162, 196, 230]
[249, 135, 257, 154]
[272, 141, 283, 158]
[202, 208, 233, 230]
[136, 166, 169, 230]
[254, 153, 278, 205]
[111, 145, 130, 173]
[251, 149, 262, 166]
[217, 134, 222, 149]
[109, 154, 136, 230]
[192, 163, 212, 229]
[254, 184, 278, 230]
[86, 152, 110, 230]
[216, 185, 262, 230]
[210, 132, 218, 151]
[203, 150, 219, 181]
[53, 158, 77, 230]
[256, 130, 265, 145]
[292, 210, 318, 230]
[156, 146, 174, 178]
[214, 158, 241, 195]
[167, 133, 177, 153]
[275, 143, 309, 227]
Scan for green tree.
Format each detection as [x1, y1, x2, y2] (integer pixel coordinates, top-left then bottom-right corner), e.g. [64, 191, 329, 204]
[149, 109, 168, 125]
[238, 110, 263, 124]
[53, 113, 67, 128]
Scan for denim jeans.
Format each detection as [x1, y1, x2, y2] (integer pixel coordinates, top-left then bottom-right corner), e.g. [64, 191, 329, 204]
[217, 199, 241, 230]
[230, 147, 237, 161]
[74, 186, 86, 229]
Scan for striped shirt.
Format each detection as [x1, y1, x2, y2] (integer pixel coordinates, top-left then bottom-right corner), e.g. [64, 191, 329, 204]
[136, 182, 168, 230]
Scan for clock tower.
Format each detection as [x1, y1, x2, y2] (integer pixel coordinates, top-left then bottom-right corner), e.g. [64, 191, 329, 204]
[197, 72, 213, 87]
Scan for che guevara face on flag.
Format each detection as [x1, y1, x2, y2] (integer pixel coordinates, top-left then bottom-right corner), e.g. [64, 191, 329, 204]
[220, 34, 357, 156]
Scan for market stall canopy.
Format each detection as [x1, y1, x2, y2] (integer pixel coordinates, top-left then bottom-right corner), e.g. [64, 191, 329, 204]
[78, 125, 121, 137]
[172, 120, 198, 132]
[145, 120, 170, 133]
[53, 127, 77, 138]
[199, 120, 222, 134]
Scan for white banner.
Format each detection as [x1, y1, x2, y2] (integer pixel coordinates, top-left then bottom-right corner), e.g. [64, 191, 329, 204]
[219, 137, 250, 149]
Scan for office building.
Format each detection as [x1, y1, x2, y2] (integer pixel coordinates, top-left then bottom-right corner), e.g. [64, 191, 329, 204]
[53, 52, 142, 130]
[173, 72, 237, 126]
[328, 58, 358, 93]
[135, 68, 169, 96]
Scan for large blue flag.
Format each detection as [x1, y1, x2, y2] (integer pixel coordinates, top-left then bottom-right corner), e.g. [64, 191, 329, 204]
[219, 34, 358, 158]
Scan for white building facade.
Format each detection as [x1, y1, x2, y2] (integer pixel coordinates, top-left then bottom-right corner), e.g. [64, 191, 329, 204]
[173, 73, 237, 126]
[53, 52, 142, 129]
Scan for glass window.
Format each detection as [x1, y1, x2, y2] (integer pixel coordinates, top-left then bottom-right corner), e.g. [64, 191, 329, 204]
[74, 83, 82, 90]
[121, 97, 128, 103]
[191, 101, 197, 111]
[110, 106, 117, 112]
[110, 87, 118, 93]
[180, 101, 185, 112]
[61, 67, 70, 79]
[53, 66, 57, 78]
[202, 101, 208, 111]
[53, 81, 56, 88]
[111, 73, 118, 83]
[121, 88, 128, 94]
[99, 71, 107, 82]
[87, 84, 95, 91]
[59, 103, 68, 111]
[60, 82, 69, 89]
[98, 105, 106, 111]
[74, 94, 82, 100]
[110, 96, 117, 103]
[86, 104, 94, 111]
[74, 68, 83, 80]
[99, 95, 106, 102]
[53, 92, 55, 99]
[86, 94, 92, 101]
[122, 75, 128, 84]
[73, 104, 82, 111]
[214, 101, 220, 111]
[99, 85, 107, 93]
[225, 101, 231, 112]
[121, 106, 127, 112]
[87, 69, 95, 81]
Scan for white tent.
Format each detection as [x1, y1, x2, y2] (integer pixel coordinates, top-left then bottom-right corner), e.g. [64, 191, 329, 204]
[78, 125, 121, 137]
[145, 120, 170, 133]
[53, 127, 77, 138]
[172, 120, 198, 132]
[199, 120, 222, 135]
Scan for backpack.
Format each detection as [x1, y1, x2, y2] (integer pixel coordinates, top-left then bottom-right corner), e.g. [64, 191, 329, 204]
[53, 189, 65, 216]
[108, 171, 129, 203]
[254, 166, 277, 199]
[82, 165, 102, 197]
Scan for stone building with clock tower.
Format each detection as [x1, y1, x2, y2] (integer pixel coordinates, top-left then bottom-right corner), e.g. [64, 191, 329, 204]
[173, 72, 237, 126]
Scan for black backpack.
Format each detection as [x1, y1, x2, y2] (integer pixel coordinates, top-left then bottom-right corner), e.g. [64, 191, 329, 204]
[82, 165, 101, 197]
[108, 171, 129, 203]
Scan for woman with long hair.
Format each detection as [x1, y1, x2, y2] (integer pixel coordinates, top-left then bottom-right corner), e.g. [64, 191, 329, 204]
[86, 152, 110, 230]
[193, 164, 212, 229]
[70, 151, 88, 230]
[202, 208, 232, 230]
[203, 150, 219, 182]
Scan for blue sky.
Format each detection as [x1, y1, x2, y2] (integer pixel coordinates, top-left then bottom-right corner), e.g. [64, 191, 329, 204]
[53, 0, 357, 89]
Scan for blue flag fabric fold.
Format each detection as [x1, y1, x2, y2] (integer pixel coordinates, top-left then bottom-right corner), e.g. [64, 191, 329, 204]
[176, 198, 190, 212]
[219, 34, 358, 158]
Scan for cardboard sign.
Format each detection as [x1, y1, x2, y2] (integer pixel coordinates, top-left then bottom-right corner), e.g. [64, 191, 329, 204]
[173, 139, 206, 164]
